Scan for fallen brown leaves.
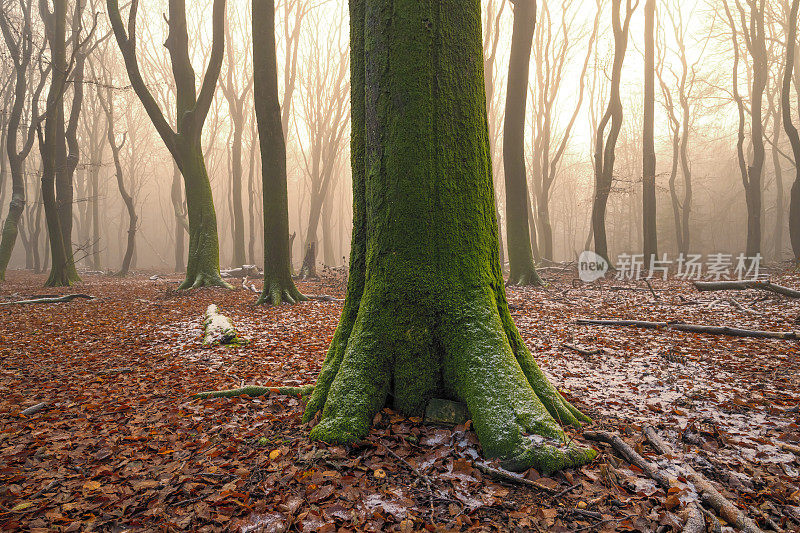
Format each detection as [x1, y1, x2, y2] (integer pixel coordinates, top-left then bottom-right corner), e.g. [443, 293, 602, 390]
[0, 268, 798, 532]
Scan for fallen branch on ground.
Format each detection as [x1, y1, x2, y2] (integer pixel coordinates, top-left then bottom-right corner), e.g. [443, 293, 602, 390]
[193, 384, 314, 400]
[307, 294, 344, 303]
[576, 319, 799, 340]
[0, 294, 93, 306]
[643, 426, 764, 533]
[220, 265, 260, 279]
[694, 280, 800, 299]
[20, 402, 48, 416]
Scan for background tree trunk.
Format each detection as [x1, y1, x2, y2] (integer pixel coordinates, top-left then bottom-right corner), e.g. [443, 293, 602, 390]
[503, 0, 542, 286]
[253, 0, 305, 305]
[642, 0, 657, 265]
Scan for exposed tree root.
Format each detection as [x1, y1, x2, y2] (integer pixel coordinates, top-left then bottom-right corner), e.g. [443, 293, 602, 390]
[178, 272, 233, 290]
[193, 384, 314, 400]
[257, 279, 307, 306]
[507, 268, 546, 287]
[304, 288, 596, 475]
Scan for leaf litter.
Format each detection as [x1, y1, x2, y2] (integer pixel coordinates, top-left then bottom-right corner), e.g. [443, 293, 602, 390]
[0, 266, 798, 531]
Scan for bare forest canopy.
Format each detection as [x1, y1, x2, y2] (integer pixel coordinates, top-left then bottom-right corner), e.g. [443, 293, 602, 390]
[0, 0, 798, 277]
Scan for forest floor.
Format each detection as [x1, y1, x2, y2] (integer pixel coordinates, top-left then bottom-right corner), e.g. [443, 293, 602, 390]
[0, 266, 799, 532]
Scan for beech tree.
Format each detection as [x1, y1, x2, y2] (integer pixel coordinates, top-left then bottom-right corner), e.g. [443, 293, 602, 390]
[252, 0, 305, 305]
[784, 0, 800, 260]
[642, 0, 657, 264]
[106, 0, 230, 289]
[591, 0, 637, 263]
[503, 0, 542, 285]
[529, 0, 600, 262]
[724, 0, 767, 259]
[0, 0, 46, 281]
[303, 0, 596, 474]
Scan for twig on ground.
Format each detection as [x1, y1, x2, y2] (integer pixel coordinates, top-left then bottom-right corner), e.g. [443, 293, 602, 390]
[562, 343, 604, 356]
[474, 463, 560, 494]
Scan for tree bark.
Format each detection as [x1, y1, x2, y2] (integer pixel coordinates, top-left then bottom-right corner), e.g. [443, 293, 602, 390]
[592, 0, 636, 264]
[503, 0, 542, 286]
[642, 0, 658, 265]
[0, 0, 42, 281]
[783, 0, 800, 260]
[106, 0, 230, 289]
[304, 0, 596, 475]
[253, 0, 305, 305]
[39, 0, 74, 287]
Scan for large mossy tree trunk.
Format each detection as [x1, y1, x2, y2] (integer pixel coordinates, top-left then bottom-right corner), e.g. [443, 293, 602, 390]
[304, 0, 595, 475]
[253, 0, 305, 305]
[503, 0, 542, 286]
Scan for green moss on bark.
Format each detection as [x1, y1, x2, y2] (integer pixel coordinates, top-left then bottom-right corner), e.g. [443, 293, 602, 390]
[177, 145, 231, 290]
[304, 0, 595, 474]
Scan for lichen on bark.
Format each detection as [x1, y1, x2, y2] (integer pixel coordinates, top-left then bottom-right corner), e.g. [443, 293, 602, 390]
[304, 0, 595, 475]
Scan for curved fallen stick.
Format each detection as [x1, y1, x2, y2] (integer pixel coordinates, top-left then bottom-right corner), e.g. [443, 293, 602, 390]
[576, 319, 799, 340]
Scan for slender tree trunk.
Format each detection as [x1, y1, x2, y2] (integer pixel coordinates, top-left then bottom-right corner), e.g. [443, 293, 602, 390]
[40, 0, 73, 287]
[504, 0, 542, 285]
[304, 0, 595, 475]
[783, 0, 800, 260]
[253, 0, 305, 305]
[642, 0, 657, 265]
[772, 108, 784, 260]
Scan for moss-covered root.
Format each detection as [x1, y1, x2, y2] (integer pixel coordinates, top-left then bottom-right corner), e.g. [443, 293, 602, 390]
[193, 384, 314, 400]
[441, 290, 596, 475]
[178, 272, 234, 290]
[256, 279, 307, 305]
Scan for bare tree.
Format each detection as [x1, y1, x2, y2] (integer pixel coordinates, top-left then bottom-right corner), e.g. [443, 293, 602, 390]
[220, 3, 253, 268]
[106, 0, 230, 288]
[591, 0, 638, 263]
[783, 0, 800, 259]
[504, 0, 542, 285]
[724, 0, 768, 258]
[0, 0, 46, 280]
[529, 0, 601, 261]
[642, 0, 657, 264]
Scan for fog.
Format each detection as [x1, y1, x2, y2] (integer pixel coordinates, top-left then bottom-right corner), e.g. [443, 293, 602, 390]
[0, 0, 798, 276]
